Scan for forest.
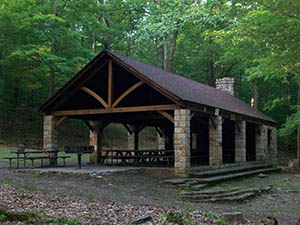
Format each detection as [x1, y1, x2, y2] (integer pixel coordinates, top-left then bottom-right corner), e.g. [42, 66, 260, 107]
[0, 0, 299, 162]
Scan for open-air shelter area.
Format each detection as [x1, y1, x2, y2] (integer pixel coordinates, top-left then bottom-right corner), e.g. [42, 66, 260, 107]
[40, 50, 277, 175]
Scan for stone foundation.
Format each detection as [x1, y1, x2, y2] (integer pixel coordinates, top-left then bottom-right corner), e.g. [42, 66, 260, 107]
[209, 116, 222, 166]
[235, 120, 246, 163]
[174, 109, 191, 176]
[43, 115, 58, 165]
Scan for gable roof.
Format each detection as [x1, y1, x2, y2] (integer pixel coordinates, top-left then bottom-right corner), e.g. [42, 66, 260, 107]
[41, 50, 276, 124]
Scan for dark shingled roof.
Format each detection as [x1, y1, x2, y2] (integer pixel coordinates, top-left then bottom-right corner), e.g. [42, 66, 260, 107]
[41, 49, 275, 124]
[107, 51, 275, 123]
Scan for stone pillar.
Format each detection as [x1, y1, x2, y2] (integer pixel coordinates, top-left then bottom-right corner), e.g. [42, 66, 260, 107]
[43, 115, 58, 165]
[128, 125, 139, 150]
[235, 120, 246, 163]
[209, 116, 222, 166]
[267, 126, 277, 164]
[89, 121, 103, 164]
[174, 109, 191, 176]
[256, 125, 267, 161]
[157, 132, 165, 150]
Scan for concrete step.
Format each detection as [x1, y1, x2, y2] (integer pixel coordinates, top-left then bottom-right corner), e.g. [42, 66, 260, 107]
[193, 167, 281, 184]
[189, 163, 273, 178]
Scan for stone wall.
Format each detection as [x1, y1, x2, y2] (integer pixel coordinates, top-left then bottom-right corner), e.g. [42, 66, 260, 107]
[43, 115, 58, 165]
[174, 109, 191, 175]
[235, 120, 246, 163]
[209, 116, 222, 166]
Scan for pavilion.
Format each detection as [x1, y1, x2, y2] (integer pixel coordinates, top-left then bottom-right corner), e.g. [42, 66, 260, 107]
[40, 50, 277, 175]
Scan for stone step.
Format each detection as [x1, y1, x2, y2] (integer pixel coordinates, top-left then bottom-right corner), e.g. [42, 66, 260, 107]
[193, 167, 281, 184]
[189, 163, 273, 178]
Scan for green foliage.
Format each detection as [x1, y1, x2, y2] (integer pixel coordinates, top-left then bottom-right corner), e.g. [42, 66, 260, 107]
[279, 112, 300, 137]
[50, 216, 79, 225]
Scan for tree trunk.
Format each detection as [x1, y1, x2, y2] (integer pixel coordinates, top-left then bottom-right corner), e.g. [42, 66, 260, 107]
[126, 22, 134, 57]
[297, 79, 300, 170]
[253, 79, 259, 109]
[208, 61, 215, 86]
[48, 4, 58, 98]
[166, 30, 178, 72]
[92, 34, 97, 53]
[102, 16, 110, 49]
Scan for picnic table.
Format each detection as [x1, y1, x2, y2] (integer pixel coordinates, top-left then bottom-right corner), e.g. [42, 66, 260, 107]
[100, 149, 174, 167]
[5, 145, 70, 168]
[64, 145, 94, 169]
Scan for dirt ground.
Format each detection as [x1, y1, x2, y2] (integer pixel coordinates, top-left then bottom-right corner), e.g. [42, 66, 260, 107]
[0, 158, 299, 225]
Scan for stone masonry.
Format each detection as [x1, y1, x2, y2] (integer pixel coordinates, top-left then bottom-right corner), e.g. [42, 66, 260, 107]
[209, 116, 222, 166]
[216, 77, 236, 96]
[235, 120, 246, 163]
[256, 125, 267, 161]
[89, 121, 103, 164]
[43, 115, 58, 165]
[128, 131, 135, 150]
[265, 126, 277, 164]
[174, 109, 191, 175]
[157, 132, 166, 150]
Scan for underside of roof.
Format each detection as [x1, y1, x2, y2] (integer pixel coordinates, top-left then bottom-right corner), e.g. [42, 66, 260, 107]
[40, 50, 276, 125]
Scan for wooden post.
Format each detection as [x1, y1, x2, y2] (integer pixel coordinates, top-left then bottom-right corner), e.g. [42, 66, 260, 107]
[108, 59, 113, 107]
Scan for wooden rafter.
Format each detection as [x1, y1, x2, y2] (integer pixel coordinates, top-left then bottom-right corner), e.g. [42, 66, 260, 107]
[107, 52, 183, 106]
[209, 116, 216, 129]
[122, 123, 133, 134]
[235, 121, 241, 133]
[55, 116, 68, 129]
[191, 112, 196, 119]
[80, 86, 108, 108]
[158, 111, 174, 123]
[112, 81, 144, 108]
[108, 59, 113, 107]
[82, 120, 94, 131]
[155, 127, 164, 137]
[52, 104, 179, 116]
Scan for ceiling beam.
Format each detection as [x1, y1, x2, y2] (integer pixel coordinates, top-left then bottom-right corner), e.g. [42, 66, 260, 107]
[52, 104, 179, 116]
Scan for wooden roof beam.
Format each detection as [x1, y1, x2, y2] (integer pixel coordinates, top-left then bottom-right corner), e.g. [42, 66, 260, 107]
[80, 86, 108, 108]
[112, 81, 144, 108]
[158, 111, 174, 123]
[55, 116, 68, 129]
[52, 104, 179, 116]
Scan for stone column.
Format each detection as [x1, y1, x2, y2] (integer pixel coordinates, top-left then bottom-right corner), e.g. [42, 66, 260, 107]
[256, 125, 267, 161]
[209, 116, 222, 166]
[235, 120, 246, 163]
[89, 121, 103, 164]
[267, 126, 277, 164]
[174, 109, 191, 176]
[157, 132, 166, 150]
[43, 115, 58, 165]
[128, 125, 139, 150]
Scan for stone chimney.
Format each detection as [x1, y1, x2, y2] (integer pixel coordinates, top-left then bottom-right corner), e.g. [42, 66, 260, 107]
[216, 77, 236, 96]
